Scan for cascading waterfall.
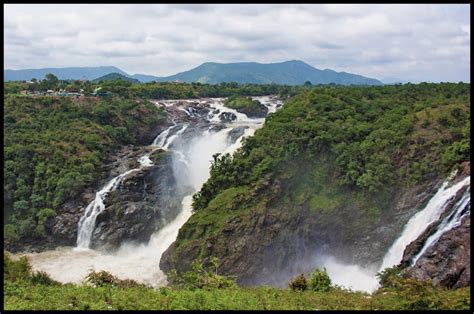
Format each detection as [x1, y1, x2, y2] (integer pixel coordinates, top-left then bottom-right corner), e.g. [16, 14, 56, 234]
[17, 96, 279, 286]
[378, 174, 471, 272]
[318, 172, 471, 293]
[152, 124, 176, 147]
[162, 125, 188, 150]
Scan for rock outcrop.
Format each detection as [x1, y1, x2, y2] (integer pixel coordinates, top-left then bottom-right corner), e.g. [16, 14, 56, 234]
[219, 112, 237, 122]
[90, 151, 186, 251]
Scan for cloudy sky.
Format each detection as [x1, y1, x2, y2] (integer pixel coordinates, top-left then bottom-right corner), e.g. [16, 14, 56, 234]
[4, 4, 470, 83]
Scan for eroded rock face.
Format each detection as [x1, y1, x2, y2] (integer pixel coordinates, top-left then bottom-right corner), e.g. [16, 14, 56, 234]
[403, 215, 470, 289]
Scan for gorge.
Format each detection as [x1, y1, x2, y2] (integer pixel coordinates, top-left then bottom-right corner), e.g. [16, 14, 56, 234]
[10, 96, 281, 287]
[9, 85, 470, 294]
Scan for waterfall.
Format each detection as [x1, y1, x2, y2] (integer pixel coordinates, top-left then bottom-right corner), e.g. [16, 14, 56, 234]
[21, 96, 282, 286]
[411, 187, 470, 265]
[162, 125, 188, 150]
[378, 175, 471, 271]
[76, 156, 155, 249]
[152, 124, 177, 147]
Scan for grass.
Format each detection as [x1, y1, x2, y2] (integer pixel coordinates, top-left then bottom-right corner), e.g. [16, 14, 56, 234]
[4, 279, 470, 310]
[4, 251, 470, 310]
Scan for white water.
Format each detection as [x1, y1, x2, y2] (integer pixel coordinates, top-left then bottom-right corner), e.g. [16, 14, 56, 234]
[318, 256, 380, 292]
[379, 175, 470, 271]
[152, 124, 176, 147]
[16, 96, 279, 286]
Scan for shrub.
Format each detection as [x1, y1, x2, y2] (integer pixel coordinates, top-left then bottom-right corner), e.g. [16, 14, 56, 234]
[85, 270, 119, 287]
[4, 224, 19, 242]
[307, 267, 332, 292]
[84, 270, 149, 288]
[166, 257, 237, 290]
[288, 273, 307, 291]
[37, 208, 56, 225]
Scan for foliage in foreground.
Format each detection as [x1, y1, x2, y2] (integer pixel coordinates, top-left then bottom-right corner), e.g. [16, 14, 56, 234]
[3, 253, 470, 310]
[4, 251, 61, 286]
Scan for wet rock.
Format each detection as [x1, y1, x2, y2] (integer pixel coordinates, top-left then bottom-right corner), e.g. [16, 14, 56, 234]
[90, 151, 186, 251]
[219, 112, 237, 122]
[228, 126, 249, 144]
[209, 124, 227, 133]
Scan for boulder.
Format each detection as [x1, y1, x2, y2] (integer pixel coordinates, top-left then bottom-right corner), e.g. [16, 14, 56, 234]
[219, 112, 237, 123]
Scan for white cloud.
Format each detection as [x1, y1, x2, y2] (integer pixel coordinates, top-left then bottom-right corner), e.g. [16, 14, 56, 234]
[4, 3, 470, 82]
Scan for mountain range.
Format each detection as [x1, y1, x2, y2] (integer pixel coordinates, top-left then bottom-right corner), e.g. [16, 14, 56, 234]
[4, 60, 384, 85]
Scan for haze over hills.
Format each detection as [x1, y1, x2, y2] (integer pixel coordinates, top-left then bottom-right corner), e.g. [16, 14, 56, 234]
[4, 66, 128, 82]
[4, 60, 384, 85]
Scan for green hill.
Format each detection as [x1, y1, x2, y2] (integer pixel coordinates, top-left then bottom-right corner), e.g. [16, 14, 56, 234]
[92, 73, 141, 84]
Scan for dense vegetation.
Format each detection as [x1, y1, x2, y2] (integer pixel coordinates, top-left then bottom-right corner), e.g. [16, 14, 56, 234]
[193, 83, 470, 212]
[3, 94, 166, 243]
[224, 95, 268, 117]
[3, 252, 470, 310]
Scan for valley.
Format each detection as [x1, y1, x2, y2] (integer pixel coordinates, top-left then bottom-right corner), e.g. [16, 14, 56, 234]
[4, 81, 470, 310]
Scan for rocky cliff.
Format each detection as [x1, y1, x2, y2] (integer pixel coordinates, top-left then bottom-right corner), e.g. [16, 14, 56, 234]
[399, 163, 470, 289]
[90, 150, 186, 250]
